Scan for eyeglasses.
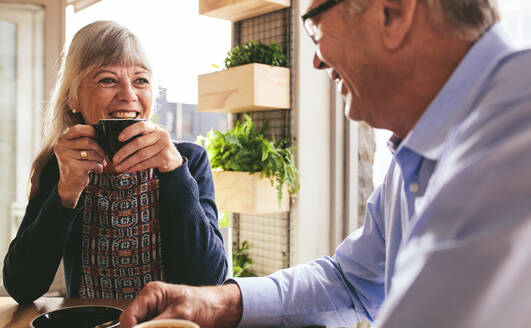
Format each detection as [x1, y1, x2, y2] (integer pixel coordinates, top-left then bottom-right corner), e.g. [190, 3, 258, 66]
[301, 0, 344, 44]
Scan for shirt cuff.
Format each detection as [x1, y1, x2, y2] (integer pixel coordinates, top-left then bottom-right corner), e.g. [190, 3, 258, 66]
[232, 277, 282, 328]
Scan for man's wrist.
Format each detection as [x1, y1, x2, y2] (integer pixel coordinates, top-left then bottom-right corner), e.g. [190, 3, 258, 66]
[217, 283, 243, 328]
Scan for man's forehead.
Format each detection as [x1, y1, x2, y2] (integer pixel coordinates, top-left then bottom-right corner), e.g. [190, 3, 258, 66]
[305, 0, 346, 14]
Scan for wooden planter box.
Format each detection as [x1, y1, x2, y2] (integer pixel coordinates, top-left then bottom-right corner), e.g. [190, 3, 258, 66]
[213, 171, 289, 214]
[198, 63, 290, 113]
[199, 0, 290, 22]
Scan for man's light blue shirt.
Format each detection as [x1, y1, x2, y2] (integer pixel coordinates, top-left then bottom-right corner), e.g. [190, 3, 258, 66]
[235, 24, 531, 327]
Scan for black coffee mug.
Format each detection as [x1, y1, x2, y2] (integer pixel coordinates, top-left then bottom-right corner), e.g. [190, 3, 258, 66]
[93, 119, 145, 159]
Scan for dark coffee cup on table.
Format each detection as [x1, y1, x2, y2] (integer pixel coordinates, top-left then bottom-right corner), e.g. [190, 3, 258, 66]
[93, 119, 145, 159]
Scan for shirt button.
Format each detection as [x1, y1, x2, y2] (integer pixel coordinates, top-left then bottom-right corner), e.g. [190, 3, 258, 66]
[409, 182, 420, 193]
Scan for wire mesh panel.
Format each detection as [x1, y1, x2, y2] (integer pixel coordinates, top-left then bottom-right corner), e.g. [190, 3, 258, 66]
[233, 9, 289, 53]
[236, 212, 290, 276]
[230, 7, 295, 275]
[233, 110, 290, 141]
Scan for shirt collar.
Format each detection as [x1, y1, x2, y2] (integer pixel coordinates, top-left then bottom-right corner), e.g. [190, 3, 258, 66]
[396, 23, 518, 161]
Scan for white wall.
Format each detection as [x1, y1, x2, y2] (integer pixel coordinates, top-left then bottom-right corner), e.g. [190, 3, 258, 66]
[499, 0, 531, 47]
[292, 0, 333, 264]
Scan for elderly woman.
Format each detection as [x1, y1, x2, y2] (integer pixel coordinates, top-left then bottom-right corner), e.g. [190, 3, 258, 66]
[3, 21, 227, 304]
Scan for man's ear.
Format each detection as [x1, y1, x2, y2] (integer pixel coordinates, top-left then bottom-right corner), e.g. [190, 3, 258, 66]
[378, 0, 417, 50]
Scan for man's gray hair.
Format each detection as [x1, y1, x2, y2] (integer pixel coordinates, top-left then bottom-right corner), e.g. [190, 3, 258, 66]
[346, 0, 499, 41]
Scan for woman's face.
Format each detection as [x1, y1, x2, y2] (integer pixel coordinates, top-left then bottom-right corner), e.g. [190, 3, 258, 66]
[74, 64, 153, 125]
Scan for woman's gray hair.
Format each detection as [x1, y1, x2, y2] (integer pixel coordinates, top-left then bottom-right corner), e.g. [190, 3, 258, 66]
[29, 20, 156, 198]
[346, 0, 499, 41]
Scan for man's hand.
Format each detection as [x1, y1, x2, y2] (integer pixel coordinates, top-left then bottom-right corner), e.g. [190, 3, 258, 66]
[119, 282, 243, 328]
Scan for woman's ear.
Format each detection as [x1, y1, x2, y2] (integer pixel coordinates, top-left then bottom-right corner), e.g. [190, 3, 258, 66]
[66, 92, 78, 111]
[378, 0, 418, 50]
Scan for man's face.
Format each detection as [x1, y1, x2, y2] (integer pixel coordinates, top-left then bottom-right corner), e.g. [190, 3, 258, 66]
[306, 0, 385, 126]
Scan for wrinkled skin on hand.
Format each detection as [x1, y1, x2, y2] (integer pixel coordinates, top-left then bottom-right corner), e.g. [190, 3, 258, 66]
[55, 124, 107, 208]
[54, 121, 182, 208]
[119, 281, 243, 328]
[112, 120, 183, 174]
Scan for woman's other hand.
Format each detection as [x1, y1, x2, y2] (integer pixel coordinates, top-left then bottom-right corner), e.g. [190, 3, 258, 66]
[54, 124, 107, 208]
[112, 121, 183, 173]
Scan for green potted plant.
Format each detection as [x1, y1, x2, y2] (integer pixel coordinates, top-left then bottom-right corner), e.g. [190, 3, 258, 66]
[198, 40, 290, 113]
[223, 40, 287, 68]
[232, 241, 256, 277]
[197, 115, 299, 214]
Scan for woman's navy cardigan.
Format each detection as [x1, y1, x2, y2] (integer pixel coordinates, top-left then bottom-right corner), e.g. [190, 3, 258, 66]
[3, 142, 227, 304]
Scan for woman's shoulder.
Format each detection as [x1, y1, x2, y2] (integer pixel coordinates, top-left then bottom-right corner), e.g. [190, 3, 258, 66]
[174, 141, 207, 159]
[31, 155, 60, 199]
[173, 141, 211, 175]
[42, 155, 60, 177]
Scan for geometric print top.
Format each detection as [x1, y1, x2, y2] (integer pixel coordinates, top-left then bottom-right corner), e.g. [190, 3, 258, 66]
[78, 168, 164, 299]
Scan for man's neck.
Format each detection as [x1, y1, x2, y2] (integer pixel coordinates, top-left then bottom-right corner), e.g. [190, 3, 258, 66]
[389, 31, 473, 139]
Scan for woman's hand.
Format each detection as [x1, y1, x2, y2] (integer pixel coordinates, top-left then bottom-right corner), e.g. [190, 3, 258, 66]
[113, 121, 183, 173]
[54, 124, 107, 208]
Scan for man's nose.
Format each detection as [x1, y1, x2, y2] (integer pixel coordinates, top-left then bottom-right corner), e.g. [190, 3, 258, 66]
[313, 51, 328, 70]
[118, 81, 138, 101]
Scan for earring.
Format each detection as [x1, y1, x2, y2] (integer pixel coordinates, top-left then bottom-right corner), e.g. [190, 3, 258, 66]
[71, 108, 77, 114]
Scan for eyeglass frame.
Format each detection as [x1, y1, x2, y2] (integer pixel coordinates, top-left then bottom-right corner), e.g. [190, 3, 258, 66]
[300, 0, 344, 44]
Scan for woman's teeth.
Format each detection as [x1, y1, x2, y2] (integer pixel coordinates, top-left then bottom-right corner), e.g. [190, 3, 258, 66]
[111, 112, 137, 119]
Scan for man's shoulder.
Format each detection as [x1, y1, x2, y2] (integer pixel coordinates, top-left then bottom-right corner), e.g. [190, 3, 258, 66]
[440, 48, 531, 169]
[481, 47, 531, 105]
[454, 48, 531, 140]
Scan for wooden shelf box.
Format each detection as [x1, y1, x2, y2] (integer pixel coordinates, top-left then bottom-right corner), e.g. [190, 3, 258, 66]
[199, 0, 290, 22]
[213, 171, 289, 214]
[198, 63, 290, 113]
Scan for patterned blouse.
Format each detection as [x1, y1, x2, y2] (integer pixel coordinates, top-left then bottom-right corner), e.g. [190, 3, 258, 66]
[78, 168, 164, 299]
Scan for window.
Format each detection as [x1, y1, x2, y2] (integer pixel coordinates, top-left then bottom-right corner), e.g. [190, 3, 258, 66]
[0, 3, 44, 281]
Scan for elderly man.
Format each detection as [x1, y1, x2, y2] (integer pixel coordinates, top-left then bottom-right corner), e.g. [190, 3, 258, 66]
[120, 0, 531, 327]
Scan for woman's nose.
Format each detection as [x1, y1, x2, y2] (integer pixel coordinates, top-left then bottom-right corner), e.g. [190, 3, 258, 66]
[117, 81, 138, 101]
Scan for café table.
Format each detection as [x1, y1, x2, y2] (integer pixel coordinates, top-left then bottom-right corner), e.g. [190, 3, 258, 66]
[0, 296, 327, 328]
[0, 296, 131, 328]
